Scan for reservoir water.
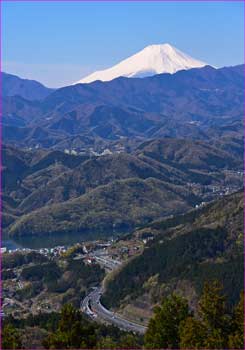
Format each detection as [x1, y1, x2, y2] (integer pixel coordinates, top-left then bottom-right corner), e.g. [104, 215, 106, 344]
[1, 230, 120, 250]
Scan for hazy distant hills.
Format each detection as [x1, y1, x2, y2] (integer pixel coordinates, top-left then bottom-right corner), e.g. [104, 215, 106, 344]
[3, 64, 244, 149]
[2, 72, 54, 101]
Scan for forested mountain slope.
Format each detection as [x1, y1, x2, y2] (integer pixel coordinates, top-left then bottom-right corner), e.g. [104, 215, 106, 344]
[102, 191, 243, 310]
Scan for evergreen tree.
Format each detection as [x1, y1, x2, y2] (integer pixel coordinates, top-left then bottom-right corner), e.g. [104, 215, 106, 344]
[44, 304, 97, 348]
[204, 328, 226, 349]
[145, 281, 242, 349]
[199, 280, 228, 330]
[144, 294, 189, 349]
[179, 316, 206, 349]
[2, 323, 22, 349]
[199, 280, 230, 348]
[180, 280, 232, 349]
[228, 291, 244, 349]
[119, 334, 141, 348]
[96, 336, 117, 349]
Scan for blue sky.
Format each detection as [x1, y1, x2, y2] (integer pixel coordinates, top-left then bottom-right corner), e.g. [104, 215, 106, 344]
[2, 1, 244, 87]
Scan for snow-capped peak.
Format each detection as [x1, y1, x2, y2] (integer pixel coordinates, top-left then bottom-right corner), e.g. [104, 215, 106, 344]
[74, 43, 208, 84]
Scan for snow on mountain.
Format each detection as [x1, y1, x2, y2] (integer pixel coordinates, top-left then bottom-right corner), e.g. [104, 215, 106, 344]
[74, 43, 208, 84]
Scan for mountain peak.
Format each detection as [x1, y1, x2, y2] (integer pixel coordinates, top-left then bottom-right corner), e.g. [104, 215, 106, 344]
[145, 42, 174, 50]
[74, 43, 208, 84]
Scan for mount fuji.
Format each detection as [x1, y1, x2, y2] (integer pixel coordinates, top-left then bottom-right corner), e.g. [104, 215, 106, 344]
[74, 43, 208, 84]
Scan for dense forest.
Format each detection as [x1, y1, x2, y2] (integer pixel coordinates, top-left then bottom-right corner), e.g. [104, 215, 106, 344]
[102, 191, 243, 309]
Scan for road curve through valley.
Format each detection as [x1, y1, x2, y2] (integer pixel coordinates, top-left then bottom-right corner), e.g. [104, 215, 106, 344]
[81, 287, 147, 334]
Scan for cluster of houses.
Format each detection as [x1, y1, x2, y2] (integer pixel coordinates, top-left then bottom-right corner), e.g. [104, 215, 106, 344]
[1, 245, 68, 257]
[64, 144, 125, 157]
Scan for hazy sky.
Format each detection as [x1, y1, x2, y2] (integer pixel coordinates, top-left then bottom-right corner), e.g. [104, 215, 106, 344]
[2, 1, 244, 88]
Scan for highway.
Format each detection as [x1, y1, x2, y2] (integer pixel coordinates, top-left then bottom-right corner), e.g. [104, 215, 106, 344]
[81, 250, 147, 334]
[81, 286, 147, 334]
[90, 250, 122, 271]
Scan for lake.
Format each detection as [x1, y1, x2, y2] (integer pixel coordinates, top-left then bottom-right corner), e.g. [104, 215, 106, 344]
[1, 230, 122, 250]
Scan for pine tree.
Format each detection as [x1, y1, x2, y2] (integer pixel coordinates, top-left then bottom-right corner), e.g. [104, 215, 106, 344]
[199, 280, 227, 330]
[199, 280, 230, 348]
[96, 336, 117, 349]
[179, 316, 206, 349]
[144, 294, 190, 349]
[119, 334, 141, 348]
[44, 304, 97, 348]
[2, 323, 22, 349]
[228, 291, 244, 349]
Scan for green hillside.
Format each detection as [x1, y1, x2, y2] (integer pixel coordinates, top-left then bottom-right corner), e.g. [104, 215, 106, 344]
[102, 191, 243, 309]
[9, 177, 198, 236]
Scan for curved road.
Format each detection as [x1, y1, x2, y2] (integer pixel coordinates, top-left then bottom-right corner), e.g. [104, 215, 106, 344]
[81, 287, 146, 334]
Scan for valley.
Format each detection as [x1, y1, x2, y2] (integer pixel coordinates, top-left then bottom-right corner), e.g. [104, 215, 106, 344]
[2, 234, 144, 318]
[2, 189, 243, 344]
[2, 0, 245, 346]
[2, 63, 244, 349]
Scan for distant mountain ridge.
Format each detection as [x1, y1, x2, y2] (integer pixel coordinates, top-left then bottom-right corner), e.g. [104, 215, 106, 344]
[2, 72, 54, 101]
[74, 43, 208, 84]
[3, 64, 243, 150]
